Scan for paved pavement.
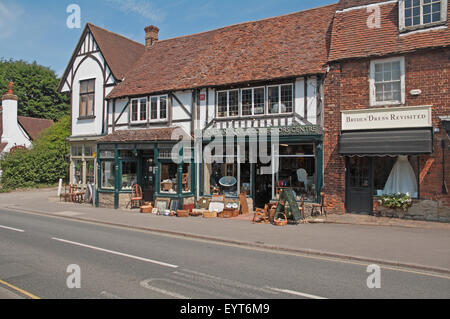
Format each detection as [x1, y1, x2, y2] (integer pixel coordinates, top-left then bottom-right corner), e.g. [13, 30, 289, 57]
[0, 188, 449, 274]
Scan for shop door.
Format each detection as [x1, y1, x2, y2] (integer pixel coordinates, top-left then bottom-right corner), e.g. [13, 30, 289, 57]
[346, 157, 373, 214]
[142, 157, 156, 203]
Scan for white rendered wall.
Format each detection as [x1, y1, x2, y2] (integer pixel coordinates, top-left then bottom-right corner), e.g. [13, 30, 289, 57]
[1, 98, 31, 152]
[71, 54, 105, 137]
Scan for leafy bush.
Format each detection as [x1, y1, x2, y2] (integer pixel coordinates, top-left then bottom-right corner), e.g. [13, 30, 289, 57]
[380, 193, 413, 212]
[0, 116, 70, 190]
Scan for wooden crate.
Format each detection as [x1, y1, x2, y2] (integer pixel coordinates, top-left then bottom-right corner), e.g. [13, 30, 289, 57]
[203, 211, 217, 219]
[140, 205, 153, 214]
[176, 210, 190, 218]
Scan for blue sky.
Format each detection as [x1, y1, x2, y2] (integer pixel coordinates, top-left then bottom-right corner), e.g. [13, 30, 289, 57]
[0, 0, 336, 77]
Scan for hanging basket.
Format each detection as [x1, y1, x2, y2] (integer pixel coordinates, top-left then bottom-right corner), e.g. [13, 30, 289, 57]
[273, 213, 288, 227]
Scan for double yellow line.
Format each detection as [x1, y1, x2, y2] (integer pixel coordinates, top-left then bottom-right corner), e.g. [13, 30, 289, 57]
[0, 279, 40, 299]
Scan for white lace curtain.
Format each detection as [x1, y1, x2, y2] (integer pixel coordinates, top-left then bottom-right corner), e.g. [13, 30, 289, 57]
[383, 156, 418, 196]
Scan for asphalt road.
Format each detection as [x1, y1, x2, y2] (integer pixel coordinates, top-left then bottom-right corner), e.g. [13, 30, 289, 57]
[0, 208, 449, 299]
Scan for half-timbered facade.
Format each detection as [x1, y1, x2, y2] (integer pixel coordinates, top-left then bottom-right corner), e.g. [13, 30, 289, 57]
[58, 23, 145, 186]
[94, 4, 337, 209]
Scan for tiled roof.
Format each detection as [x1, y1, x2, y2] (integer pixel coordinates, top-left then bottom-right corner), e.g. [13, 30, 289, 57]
[107, 4, 338, 99]
[337, 0, 383, 11]
[329, 1, 450, 61]
[88, 23, 145, 81]
[17, 116, 54, 140]
[98, 127, 192, 143]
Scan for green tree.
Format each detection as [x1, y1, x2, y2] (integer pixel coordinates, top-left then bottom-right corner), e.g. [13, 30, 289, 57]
[0, 116, 71, 190]
[0, 59, 70, 121]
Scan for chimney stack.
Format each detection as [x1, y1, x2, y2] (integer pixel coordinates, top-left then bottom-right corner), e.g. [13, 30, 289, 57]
[1, 82, 19, 145]
[144, 25, 159, 48]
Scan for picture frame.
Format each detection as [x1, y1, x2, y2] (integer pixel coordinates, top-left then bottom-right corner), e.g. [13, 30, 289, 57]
[170, 199, 180, 212]
[155, 198, 170, 214]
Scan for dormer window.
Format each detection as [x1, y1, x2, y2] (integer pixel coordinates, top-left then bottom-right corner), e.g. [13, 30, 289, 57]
[399, 0, 448, 31]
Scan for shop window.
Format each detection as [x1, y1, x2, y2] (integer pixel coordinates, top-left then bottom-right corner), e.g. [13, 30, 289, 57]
[207, 162, 238, 197]
[242, 87, 265, 116]
[370, 57, 405, 106]
[275, 143, 317, 202]
[101, 161, 116, 190]
[160, 163, 178, 194]
[79, 79, 95, 118]
[373, 156, 419, 198]
[73, 159, 83, 184]
[182, 163, 192, 193]
[122, 161, 137, 191]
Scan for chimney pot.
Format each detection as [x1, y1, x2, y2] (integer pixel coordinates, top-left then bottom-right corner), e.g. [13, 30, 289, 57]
[145, 25, 159, 48]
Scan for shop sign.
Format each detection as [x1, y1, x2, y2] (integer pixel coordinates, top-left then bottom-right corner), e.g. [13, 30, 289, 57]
[342, 106, 432, 131]
[203, 124, 322, 138]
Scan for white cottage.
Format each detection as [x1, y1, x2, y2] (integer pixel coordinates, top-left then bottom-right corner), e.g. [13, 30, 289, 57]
[60, 4, 337, 209]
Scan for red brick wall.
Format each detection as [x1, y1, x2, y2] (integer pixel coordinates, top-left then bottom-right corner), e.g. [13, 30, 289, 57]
[324, 48, 450, 213]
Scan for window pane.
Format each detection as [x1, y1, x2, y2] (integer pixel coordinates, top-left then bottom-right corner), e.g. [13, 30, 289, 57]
[432, 12, 441, 22]
[151, 97, 158, 119]
[71, 146, 83, 156]
[423, 4, 431, 14]
[87, 94, 94, 116]
[254, 88, 265, 115]
[229, 91, 239, 117]
[84, 146, 93, 157]
[140, 98, 147, 121]
[281, 85, 293, 113]
[160, 163, 178, 194]
[268, 87, 279, 114]
[131, 100, 138, 122]
[405, 0, 412, 8]
[86, 160, 95, 184]
[242, 89, 252, 116]
[101, 161, 115, 190]
[160, 96, 167, 119]
[73, 159, 83, 184]
[80, 80, 88, 94]
[88, 79, 95, 93]
[405, 17, 412, 26]
[218, 92, 228, 117]
[80, 96, 87, 117]
[121, 161, 137, 191]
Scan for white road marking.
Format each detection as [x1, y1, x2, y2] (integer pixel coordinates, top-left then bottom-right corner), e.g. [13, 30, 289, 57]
[52, 237, 178, 269]
[140, 279, 189, 299]
[268, 287, 327, 299]
[0, 225, 25, 233]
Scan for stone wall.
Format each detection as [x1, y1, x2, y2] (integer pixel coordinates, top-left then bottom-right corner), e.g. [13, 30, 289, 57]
[375, 199, 450, 223]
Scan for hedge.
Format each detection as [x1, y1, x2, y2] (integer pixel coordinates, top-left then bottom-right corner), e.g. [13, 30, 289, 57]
[0, 115, 70, 190]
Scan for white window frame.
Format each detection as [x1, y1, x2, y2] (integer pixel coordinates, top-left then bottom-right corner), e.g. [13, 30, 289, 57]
[399, 0, 448, 32]
[216, 90, 239, 118]
[267, 84, 294, 115]
[130, 97, 148, 124]
[149, 95, 169, 122]
[369, 56, 406, 107]
[241, 86, 266, 117]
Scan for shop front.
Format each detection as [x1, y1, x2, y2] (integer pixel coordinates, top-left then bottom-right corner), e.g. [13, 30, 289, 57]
[339, 106, 434, 214]
[96, 128, 194, 209]
[200, 124, 323, 209]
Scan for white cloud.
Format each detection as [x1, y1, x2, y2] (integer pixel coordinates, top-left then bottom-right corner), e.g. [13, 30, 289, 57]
[106, 0, 165, 23]
[0, 1, 24, 39]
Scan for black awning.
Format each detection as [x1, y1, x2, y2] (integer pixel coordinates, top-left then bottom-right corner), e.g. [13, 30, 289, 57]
[339, 129, 433, 156]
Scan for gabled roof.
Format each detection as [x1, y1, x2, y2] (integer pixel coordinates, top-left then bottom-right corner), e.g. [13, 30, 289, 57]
[58, 23, 145, 91]
[17, 116, 54, 140]
[87, 23, 145, 81]
[107, 4, 338, 99]
[329, 0, 450, 61]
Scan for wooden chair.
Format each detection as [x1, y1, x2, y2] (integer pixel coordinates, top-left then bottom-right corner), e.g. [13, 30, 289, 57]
[128, 184, 143, 209]
[311, 192, 326, 217]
